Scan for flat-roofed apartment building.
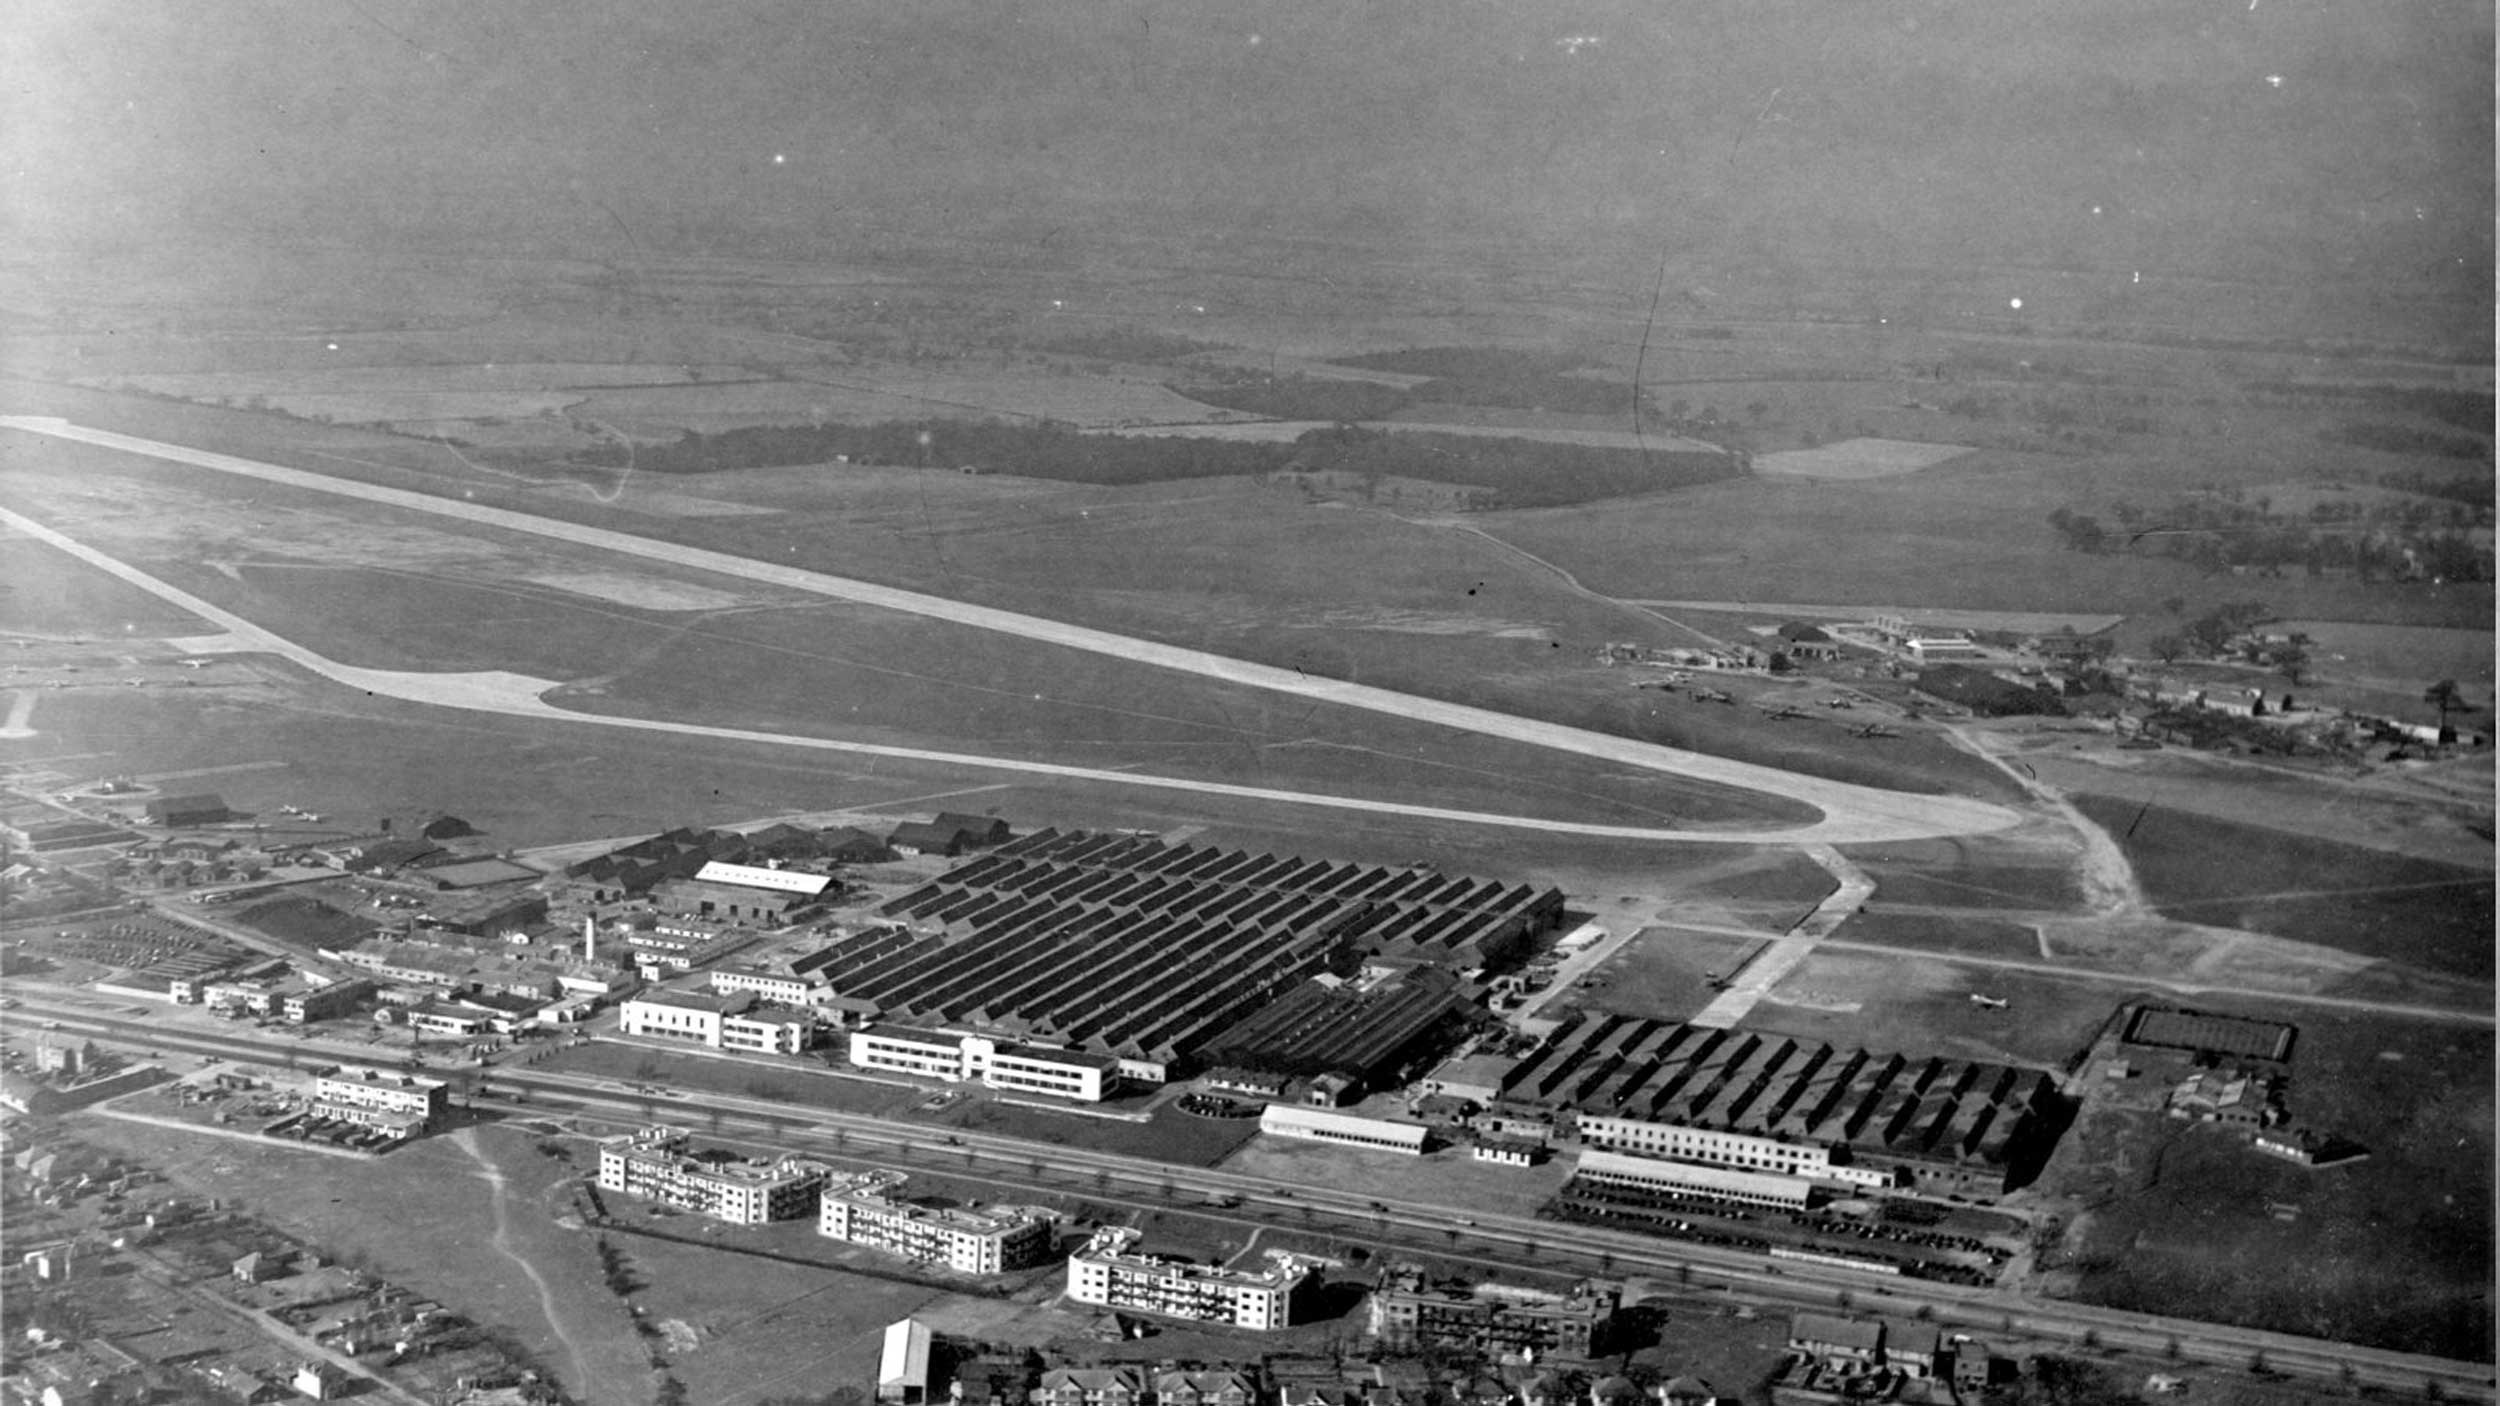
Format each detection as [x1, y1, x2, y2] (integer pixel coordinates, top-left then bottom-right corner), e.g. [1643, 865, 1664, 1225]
[597, 1126, 827, 1224]
[1369, 1264, 1619, 1358]
[311, 1067, 447, 1136]
[621, 983, 815, 1054]
[1065, 1227, 1319, 1330]
[849, 1025, 1118, 1102]
[820, 1170, 1054, 1273]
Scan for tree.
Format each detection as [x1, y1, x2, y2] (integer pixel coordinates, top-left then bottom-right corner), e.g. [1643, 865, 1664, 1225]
[2161, 595, 2187, 616]
[2425, 679, 2466, 741]
[2272, 637, 2311, 685]
[2148, 634, 2188, 665]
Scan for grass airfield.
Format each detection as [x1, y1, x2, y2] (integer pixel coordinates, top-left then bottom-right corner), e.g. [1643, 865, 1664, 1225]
[1, 226, 2490, 1368]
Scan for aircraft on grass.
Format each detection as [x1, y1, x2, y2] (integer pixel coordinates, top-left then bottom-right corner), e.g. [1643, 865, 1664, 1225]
[1693, 687, 1735, 705]
[1854, 723, 1900, 739]
[1968, 993, 2008, 1010]
[1759, 704, 1808, 721]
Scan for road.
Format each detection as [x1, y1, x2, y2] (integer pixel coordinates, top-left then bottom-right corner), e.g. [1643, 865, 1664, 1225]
[13, 998, 2490, 1402]
[1688, 844, 1870, 1028]
[0, 415, 2024, 847]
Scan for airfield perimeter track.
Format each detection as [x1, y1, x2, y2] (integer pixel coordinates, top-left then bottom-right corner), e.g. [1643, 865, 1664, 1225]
[0, 416, 2021, 846]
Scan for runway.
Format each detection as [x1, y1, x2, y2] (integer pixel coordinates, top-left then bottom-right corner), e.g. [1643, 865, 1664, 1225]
[1, 416, 2025, 845]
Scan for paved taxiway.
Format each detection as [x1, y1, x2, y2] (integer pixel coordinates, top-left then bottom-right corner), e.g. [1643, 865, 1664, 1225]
[2, 416, 2023, 845]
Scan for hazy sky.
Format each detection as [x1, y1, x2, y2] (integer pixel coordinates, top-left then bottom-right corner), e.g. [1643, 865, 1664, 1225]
[8, 1, 2490, 301]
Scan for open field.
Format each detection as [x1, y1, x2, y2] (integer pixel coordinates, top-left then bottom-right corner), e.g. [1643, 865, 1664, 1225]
[4, 418, 2054, 848]
[2045, 1010, 2493, 1362]
[1740, 947, 2125, 1069]
[1483, 438, 2494, 634]
[2011, 734, 2493, 869]
[2073, 794, 2495, 981]
[0, 383, 2039, 807]
[2274, 618, 2497, 698]
[1635, 601, 2129, 637]
[1752, 437, 1974, 480]
[594, 1229, 948, 1406]
[1212, 1127, 1574, 1223]
[60, 1116, 665, 1403]
[1829, 911, 2045, 959]
[1562, 925, 1770, 1025]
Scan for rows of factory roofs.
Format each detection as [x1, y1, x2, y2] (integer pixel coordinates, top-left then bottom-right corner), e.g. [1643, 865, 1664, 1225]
[1499, 1015, 2059, 1193]
[762, 830, 1553, 1067]
[893, 829, 1562, 967]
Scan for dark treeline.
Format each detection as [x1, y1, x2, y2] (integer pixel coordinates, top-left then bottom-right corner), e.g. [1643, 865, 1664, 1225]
[1173, 345, 1648, 420]
[570, 419, 1740, 509]
[1171, 375, 1414, 422]
[2245, 381, 2494, 432]
[2327, 421, 2493, 462]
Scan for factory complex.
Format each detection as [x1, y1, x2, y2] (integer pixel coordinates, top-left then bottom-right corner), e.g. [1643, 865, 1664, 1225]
[1490, 1015, 2063, 1202]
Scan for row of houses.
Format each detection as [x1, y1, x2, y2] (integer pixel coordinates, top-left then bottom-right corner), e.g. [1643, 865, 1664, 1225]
[914, 1332, 1732, 1406]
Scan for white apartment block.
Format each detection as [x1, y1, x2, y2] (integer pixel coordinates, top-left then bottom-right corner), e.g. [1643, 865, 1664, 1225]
[819, 1171, 1054, 1274]
[849, 1026, 1115, 1102]
[311, 1067, 447, 1134]
[597, 1126, 827, 1225]
[1065, 1228, 1318, 1330]
[620, 985, 814, 1054]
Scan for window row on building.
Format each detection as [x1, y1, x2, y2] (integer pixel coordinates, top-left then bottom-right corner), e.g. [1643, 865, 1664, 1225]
[820, 1171, 1055, 1274]
[849, 1026, 1117, 1102]
[1065, 1228, 1320, 1330]
[595, 1127, 828, 1224]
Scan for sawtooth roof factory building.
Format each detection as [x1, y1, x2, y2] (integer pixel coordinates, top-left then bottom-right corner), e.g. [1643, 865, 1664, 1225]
[1498, 1015, 2066, 1201]
[811, 829, 1561, 1081]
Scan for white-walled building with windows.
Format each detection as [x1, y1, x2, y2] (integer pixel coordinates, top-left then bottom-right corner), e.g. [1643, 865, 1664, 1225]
[1575, 1148, 1818, 1209]
[820, 1171, 1055, 1274]
[848, 1025, 1117, 1102]
[620, 984, 815, 1054]
[1065, 1227, 1319, 1330]
[311, 1067, 447, 1135]
[597, 1126, 828, 1225]
[1575, 1115, 1890, 1188]
[1257, 1103, 1429, 1155]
